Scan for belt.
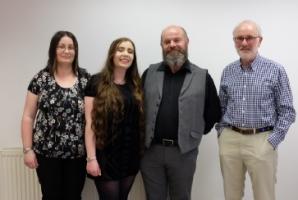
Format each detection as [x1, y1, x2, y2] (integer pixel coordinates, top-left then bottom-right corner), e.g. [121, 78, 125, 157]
[229, 125, 274, 135]
[152, 138, 178, 146]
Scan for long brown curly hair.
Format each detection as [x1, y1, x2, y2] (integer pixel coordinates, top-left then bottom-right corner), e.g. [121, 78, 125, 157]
[91, 37, 144, 152]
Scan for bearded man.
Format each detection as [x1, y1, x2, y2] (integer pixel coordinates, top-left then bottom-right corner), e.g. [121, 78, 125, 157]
[140, 25, 221, 200]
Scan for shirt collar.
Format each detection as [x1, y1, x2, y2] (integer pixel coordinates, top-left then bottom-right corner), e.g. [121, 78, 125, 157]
[238, 54, 261, 71]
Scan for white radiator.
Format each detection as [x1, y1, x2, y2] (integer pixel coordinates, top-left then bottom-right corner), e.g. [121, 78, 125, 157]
[0, 148, 41, 200]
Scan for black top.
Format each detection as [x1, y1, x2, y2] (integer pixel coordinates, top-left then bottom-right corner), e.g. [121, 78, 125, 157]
[28, 68, 90, 159]
[142, 61, 221, 140]
[85, 74, 140, 180]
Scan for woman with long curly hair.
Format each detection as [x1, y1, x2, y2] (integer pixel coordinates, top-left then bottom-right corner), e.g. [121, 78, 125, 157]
[84, 37, 144, 200]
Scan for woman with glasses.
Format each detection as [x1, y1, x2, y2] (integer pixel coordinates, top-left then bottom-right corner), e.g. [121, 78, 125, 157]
[84, 37, 144, 200]
[21, 31, 90, 200]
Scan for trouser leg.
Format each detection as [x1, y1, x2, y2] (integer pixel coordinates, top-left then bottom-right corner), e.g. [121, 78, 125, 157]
[219, 128, 246, 200]
[36, 155, 63, 200]
[243, 131, 277, 200]
[166, 147, 198, 200]
[141, 145, 168, 200]
[62, 158, 86, 200]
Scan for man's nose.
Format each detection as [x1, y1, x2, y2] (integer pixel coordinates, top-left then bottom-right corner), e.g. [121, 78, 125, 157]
[241, 39, 248, 45]
[170, 40, 176, 47]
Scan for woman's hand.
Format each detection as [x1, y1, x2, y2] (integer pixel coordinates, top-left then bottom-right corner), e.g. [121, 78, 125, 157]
[24, 150, 38, 169]
[86, 159, 101, 177]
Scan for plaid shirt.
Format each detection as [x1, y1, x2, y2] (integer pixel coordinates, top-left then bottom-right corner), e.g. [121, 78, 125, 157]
[216, 54, 296, 148]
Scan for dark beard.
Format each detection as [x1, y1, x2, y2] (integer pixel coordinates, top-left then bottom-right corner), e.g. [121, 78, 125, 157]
[163, 50, 187, 68]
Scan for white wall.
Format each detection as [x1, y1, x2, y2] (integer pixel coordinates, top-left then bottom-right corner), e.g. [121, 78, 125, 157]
[1, 0, 297, 199]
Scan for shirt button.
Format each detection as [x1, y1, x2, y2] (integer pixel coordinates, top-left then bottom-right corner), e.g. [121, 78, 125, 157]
[243, 97, 246, 101]
[244, 85, 246, 88]
[242, 110, 245, 113]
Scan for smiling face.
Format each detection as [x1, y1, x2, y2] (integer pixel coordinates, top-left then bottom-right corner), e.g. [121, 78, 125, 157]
[113, 41, 135, 71]
[55, 36, 75, 65]
[161, 26, 189, 70]
[233, 21, 262, 66]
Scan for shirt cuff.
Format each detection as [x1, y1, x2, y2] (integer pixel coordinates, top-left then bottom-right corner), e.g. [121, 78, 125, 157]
[267, 135, 279, 150]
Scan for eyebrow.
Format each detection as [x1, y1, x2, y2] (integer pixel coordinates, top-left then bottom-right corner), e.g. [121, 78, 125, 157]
[57, 43, 74, 46]
[117, 46, 134, 51]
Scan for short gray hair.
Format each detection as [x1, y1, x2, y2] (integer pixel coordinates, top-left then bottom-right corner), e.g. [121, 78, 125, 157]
[160, 25, 189, 45]
[233, 20, 262, 37]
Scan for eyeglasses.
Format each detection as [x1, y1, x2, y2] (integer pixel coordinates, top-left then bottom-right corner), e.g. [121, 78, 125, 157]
[56, 45, 75, 52]
[233, 36, 260, 43]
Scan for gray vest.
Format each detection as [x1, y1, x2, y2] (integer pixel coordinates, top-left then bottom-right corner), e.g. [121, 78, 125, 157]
[144, 62, 207, 153]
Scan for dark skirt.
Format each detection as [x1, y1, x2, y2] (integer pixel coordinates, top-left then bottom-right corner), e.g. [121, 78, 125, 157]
[87, 148, 140, 181]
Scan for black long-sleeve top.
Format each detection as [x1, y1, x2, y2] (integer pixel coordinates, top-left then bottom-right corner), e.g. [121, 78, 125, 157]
[142, 61, 221, 140]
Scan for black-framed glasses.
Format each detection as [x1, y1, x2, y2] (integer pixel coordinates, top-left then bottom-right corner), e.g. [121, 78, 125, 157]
[233, 35, 260, 43]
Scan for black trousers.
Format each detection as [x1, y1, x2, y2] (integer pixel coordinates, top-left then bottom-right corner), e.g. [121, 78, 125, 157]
[36, 154, 86, 200]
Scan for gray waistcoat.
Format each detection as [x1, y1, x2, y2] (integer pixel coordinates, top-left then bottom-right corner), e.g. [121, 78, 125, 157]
[144, 62, 207, 153]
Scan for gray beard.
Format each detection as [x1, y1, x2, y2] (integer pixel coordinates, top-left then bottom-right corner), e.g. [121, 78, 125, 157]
[163, 50, 187, 68]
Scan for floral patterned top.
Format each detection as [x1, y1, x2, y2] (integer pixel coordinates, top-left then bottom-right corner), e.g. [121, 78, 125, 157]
[28, 68, 90, 159]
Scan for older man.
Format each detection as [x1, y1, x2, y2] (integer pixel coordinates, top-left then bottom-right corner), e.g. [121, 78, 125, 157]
[141, 25, 221, 200]
[217, 20, 296, 200]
